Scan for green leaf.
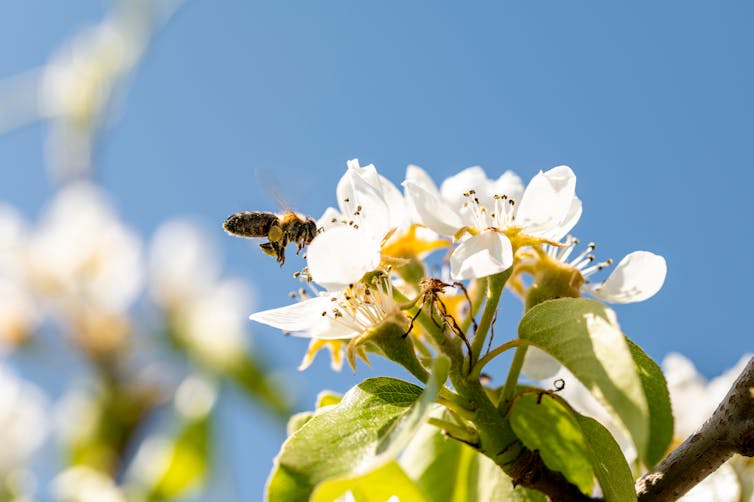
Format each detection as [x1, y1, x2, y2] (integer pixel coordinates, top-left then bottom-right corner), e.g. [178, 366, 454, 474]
[316, 391, 343, 409]
[149, 417, 210, 500]
[401, 418, 545, 502]
[509, 392, 595, 494]
[518, 298, 651, 464]
[311, 461, 428, 502]
[625, 338, 673, 466]
[575, 413, 637, 502]
[510, 392, 636, 501]
[266, 357, 449, 501]
[286, 412, 314, 436]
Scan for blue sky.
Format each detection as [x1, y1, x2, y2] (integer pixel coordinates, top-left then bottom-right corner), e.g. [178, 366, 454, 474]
[2, 1, 753, 498]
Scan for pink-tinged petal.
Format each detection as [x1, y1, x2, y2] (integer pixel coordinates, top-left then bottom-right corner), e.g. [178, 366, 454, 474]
[521, 346, 562, 380]
[249, 295, 334, 333]
[515, 165, 578, 236]
[590, 251, 667, 303]
[449, 231, 513, 280]
[439, 166, 490, 209]
[403, 180, 464, 236]
[307, 226, 381, 290]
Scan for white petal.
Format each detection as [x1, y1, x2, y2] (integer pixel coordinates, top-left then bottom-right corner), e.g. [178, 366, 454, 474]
[405, 165, 439, 194]
[590, 251, 667, 303]
[542, 196, 582, 242]
[317, 207, 344, 231]
[403, 180, 464, 236]
[307, 226, 381, 290]
[250, 295, 333, 333]
[336, 164, 391, 239]
[449, 231, 513, 280]
[515, 166, 578, 236]
[521, 346, 562, 380]
[377, 173, 408, 230]
[492, 170, 524, 200]
[439, 166, 490, 209]
[308, 316, 360, 340]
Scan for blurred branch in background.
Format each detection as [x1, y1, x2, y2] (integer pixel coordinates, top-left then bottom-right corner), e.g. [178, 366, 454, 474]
[0, 0, 183, 181]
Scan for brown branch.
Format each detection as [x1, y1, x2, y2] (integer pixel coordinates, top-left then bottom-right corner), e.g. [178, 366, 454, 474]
[636, 356, 754, 501]
[509, 448, 598, 501]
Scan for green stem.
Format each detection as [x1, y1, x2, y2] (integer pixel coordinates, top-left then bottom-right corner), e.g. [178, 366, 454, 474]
[469, 269, 511, 367]
[437, 396, 474, 420]
[470, 339, 521, 380]
[498, 344, 529, 413]
[428, 417, 479, 445]
[460, 277, 486, 333]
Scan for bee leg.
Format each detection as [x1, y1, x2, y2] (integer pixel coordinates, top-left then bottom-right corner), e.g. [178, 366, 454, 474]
[260, 242, 279, 258]
[296, 238, 307, 255]
[276, 245, 286, 265]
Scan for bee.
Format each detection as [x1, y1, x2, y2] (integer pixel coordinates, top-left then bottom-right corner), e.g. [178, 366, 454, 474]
[223, 211, 318, 265]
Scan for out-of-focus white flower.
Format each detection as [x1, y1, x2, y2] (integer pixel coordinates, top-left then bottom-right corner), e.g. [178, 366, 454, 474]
[174, 375, 217, 420]
[149, 219, 252, 370]
[54, 387, 102, 447]
[51, 466, 126, 502]
[404, 165, 581, 280]
[662, 353, 753, 501]
[148, 220, 222, 310]
[174, 279, 251, 370]
[663, 353, 752, 442]
[28, 182, 143, 314]
[23, 182, 142, 355]
[0, 365, 49, 472]
[0, 206, 39, 348]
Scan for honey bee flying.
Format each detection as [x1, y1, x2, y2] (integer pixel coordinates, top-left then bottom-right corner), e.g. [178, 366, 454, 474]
[223, 211, 318, 266]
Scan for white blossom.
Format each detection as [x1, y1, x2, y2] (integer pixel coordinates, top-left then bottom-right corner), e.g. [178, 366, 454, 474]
[52, 466, 126, 502]
[662, 353, 752, 501]
[543, 238, 667, 304]
[250, 275, 401, 342]
[149, 220, 252, 370]
[404, 165, 581, 280]
[0, 365, 49, 472]
[28, 182, 143, 315]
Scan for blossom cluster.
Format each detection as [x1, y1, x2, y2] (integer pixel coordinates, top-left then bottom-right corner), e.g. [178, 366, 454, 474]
[0, 181, 277, 499]
[251, 159, 667, 370]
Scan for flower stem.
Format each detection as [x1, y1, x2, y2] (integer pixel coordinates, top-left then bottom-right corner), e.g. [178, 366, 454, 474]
[461, 277, 486, 333]
[437, 394, 477, 421]
[498, 343, 529, 413]
[470, 339, 521, 380]
[427, 417, 479, 445]
[469, 268, 511, 367]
